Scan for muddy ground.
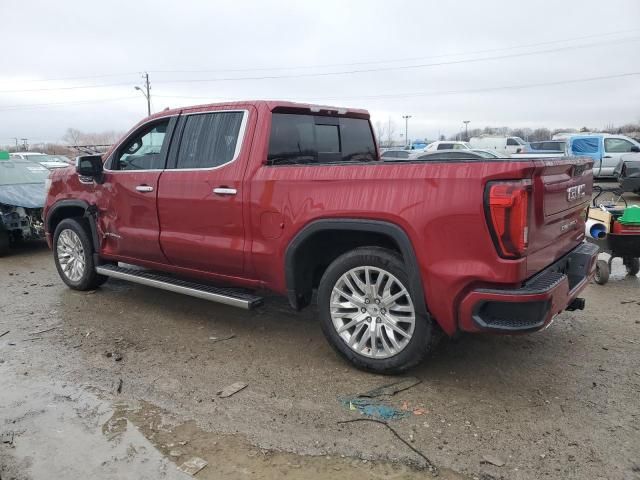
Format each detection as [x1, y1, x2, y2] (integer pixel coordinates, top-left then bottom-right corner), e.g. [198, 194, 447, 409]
[1, 192, 639, 480]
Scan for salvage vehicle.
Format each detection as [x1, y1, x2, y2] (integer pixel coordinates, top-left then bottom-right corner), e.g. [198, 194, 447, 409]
[567, 134, 640, 178]
[11, 152, 71, 170]
[0, 158, 49, 255]
[615, 149, 640, 194]
[43, 101, 598, 373]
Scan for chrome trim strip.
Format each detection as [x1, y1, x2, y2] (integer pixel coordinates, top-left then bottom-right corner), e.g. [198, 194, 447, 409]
[96, 266, 252, 309]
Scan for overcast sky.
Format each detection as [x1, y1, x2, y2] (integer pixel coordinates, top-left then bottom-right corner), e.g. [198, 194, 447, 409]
[1, 0, 639, 145]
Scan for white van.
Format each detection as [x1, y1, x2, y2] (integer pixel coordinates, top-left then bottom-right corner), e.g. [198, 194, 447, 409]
[469, 136, 528, 155]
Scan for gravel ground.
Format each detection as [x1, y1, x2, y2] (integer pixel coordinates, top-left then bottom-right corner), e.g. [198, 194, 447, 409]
[1, 191, 639, 480]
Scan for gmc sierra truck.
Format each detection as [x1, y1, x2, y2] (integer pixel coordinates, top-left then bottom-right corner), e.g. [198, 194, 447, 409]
[43, 101, 598, 373]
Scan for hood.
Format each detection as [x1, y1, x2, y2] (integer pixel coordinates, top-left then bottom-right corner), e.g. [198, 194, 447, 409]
[0, 183, 46, 209]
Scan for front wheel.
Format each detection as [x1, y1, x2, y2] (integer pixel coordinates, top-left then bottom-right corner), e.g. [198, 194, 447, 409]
[317, 247, 437, 374]
[53, 218, 108, 290]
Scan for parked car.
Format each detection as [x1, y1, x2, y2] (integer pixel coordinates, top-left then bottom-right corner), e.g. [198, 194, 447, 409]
[43, 100, 597, 373]
[469, 136, 529, 154]
[528, 140, 567, 154]
[415, 150, 498, 160]
[11, 152, 72, 170]
[567, 134, 640, 178]
[424, 141, 471, 151]
[615, 148, 640, 194]
[0, 158, 49, 255]
[380, 149, 421, 160]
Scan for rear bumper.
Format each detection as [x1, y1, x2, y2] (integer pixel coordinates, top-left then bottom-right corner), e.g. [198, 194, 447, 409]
[458, 242, 599, 333]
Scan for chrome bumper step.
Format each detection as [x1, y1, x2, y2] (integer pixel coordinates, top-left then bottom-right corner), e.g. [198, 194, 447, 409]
[96, 264, 263, 310]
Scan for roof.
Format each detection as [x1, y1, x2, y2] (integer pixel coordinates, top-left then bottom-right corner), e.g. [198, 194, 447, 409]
[148, 100, 370, 120]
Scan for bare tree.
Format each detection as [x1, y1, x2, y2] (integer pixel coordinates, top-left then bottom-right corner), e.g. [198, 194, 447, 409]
[384, 118, 397, 147]
[374, 121, 387, 146]
[62, 128, 83, 146]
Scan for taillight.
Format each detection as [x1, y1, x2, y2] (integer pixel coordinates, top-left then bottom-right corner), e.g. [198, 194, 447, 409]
[485, 180, 531, 258]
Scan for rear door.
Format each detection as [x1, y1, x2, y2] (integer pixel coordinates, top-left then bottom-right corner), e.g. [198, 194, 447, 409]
[157, 107, 252, 276]
[98, 117, 175, 263]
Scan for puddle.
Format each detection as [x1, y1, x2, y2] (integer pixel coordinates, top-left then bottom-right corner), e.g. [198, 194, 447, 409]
[107, 399, 468, 480]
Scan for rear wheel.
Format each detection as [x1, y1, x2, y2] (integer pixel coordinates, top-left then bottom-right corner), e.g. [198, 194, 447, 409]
[594, 259, 610, 285]
[317, 247, 437, 374]
[624, 257, 640, 276]
[0, 230, 9, 256]
[53, 218, 108, 290]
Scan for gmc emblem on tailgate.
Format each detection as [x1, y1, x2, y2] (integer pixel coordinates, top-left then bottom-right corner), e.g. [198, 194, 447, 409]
[567, 184, 586, 202]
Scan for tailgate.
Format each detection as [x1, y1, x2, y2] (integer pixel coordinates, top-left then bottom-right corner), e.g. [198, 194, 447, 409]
[526, 156, 593, 275]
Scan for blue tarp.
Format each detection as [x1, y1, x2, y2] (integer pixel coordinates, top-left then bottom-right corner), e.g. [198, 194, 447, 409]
[571, 137, 600, 155]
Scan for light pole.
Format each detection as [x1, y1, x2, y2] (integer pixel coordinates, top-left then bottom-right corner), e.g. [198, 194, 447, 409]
[134, 72, 151, 116]
[463, 120, 470, 141]
[402, 115, 411, 148]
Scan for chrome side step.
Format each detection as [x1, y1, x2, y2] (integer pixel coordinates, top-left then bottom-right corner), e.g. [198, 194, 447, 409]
[96, 265, 263, 310]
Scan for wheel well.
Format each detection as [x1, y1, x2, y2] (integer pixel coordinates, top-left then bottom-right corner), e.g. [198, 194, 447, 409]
[286, 228, 404, 310]
[48, 206, 86, 235]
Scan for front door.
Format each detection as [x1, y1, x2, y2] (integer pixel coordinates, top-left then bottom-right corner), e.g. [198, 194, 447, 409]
[97, 117, 175, 264]
[157, 107, 251, 277]
[603, 137, 639, 175]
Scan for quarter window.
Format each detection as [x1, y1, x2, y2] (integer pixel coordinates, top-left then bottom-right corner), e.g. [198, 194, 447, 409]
[176, 112, 244, 169]
[116, 120, 169, 171]
[605, 138, 635, 153]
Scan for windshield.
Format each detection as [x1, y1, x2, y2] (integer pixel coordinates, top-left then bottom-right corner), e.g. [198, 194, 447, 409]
[0, 160, 50, 186]
[26, 154, 71, 163]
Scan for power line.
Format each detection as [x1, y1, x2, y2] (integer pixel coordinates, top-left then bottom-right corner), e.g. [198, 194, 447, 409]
[154, 36, 640, 85]
[0, 72, 140, 85]
[1, 35, 638, 94]
[153, 71, 640, 103]
[149, 28, 640, 75]
[0, 96, 139, 112]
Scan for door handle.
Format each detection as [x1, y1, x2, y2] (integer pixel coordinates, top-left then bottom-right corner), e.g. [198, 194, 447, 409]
[213, 187, 237, 195]
[603, 156, 612, 159]
[135, 185, 154, 193]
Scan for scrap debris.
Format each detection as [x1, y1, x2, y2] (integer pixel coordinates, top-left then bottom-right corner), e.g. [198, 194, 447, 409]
[28, 326, 58, 336]
[178, 456, 208, 476]
[0, 330, 9, 339]
[340, 377, 423, 421]
[337, 418, 437, 475]
[358, 377, 421, 398]
[1, 431, 15, 445]
[481, 455, 506, 467]
[217, 382, 248, 398]
[208, 334, 236, 344]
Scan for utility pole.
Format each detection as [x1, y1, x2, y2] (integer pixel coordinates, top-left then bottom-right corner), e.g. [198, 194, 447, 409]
[135, 72, 151, 116]
[12, 137, 18, 150]
[21, 138, 28, 151]
[402, 115, 411, 148]
[463, 120, 470, 141]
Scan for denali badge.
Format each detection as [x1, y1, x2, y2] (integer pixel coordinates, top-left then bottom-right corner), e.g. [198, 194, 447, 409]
[567, 184, 586, 202]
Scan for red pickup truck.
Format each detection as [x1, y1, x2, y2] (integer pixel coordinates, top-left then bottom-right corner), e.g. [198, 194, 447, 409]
[43, 101, 598, 373]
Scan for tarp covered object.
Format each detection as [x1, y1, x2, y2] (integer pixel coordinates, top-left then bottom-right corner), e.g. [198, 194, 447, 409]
[0, 184, 45, 208]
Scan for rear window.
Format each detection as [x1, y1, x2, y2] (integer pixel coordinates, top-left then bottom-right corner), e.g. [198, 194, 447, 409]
[267, 113, 376, 165]
[572, 138, 600, 154]
[437, 143, 453, 150]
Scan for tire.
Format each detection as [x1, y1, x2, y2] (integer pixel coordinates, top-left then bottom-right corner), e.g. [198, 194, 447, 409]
[317, 246, 437, 374]
[594, 259, 610, 285]
[0, 230, 9, 257]
[53, 218, 108, 290]
[624, 257, 640, 276]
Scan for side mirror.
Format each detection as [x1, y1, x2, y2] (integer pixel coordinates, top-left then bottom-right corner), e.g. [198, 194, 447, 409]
[630, 146, 640, 153]
[76, 155, 104, 182]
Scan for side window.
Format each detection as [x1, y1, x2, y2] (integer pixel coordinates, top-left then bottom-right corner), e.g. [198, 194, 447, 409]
[267, 113, 376, 165]
[605, 138, 635, 153]
[176, 112, 244, 169]
[453, 143, 466, 150]
[506, 138, 518, 146]
[116, 120, 169, 171]
[437, 143, 451, 150]
[397, 151, 410, 159]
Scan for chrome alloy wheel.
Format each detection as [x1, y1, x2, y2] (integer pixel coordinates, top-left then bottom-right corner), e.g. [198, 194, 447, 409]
[330, 266, 416, 359]
[56, 229, 86, 282]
